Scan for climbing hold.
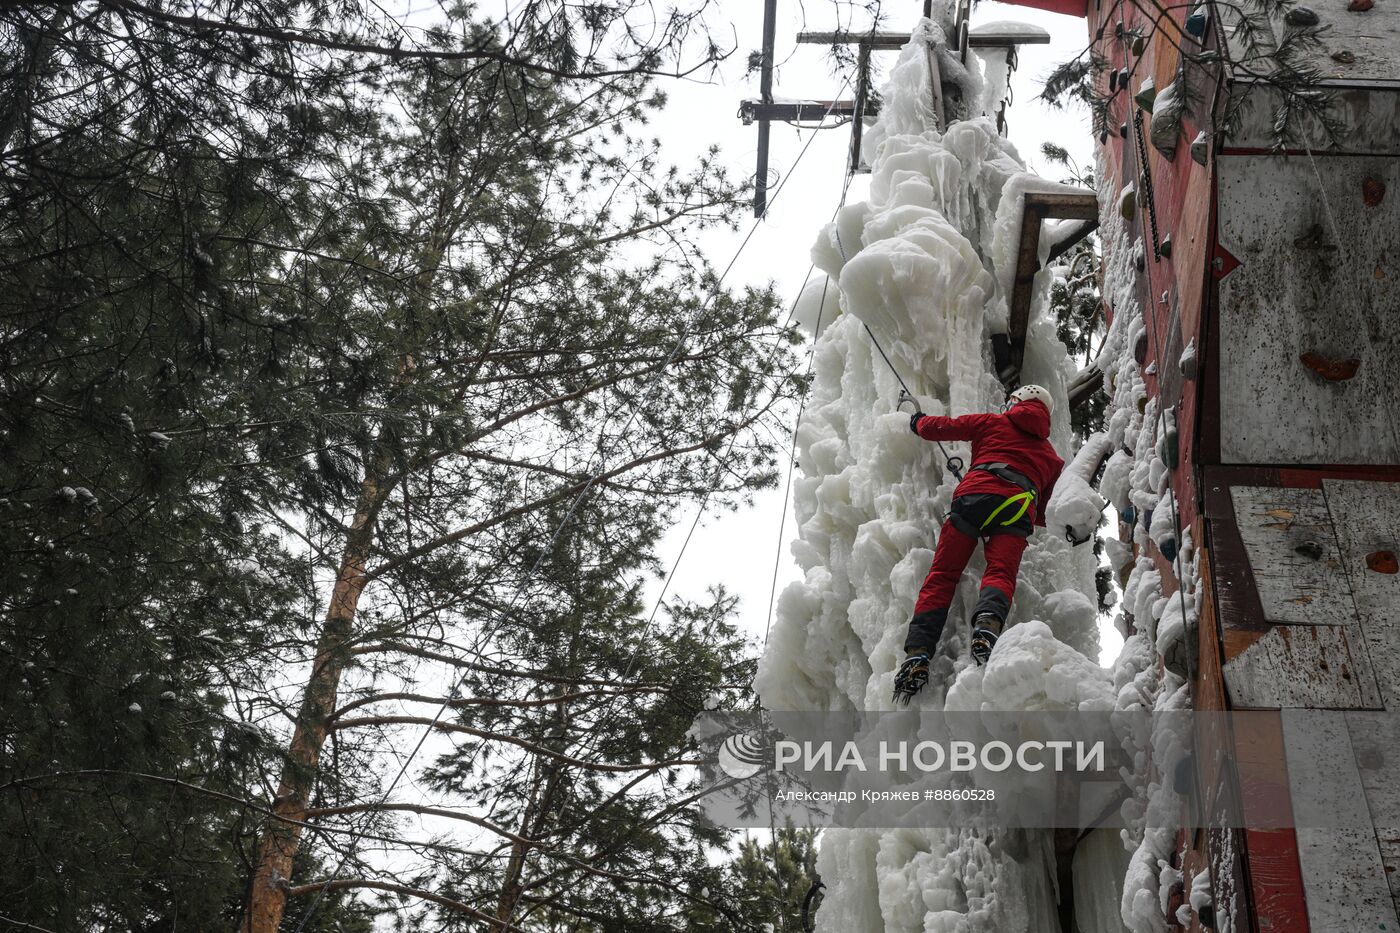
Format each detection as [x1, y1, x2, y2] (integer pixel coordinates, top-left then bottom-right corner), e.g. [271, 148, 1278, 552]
[1294, 540, 1325, 561]
[1348, 0, 1373, 10]
[1121, 505, 1137, 526]
[1377, 264, 1388, 280]
[1109, 69, 1119, 92]
[1364, 177, 1386, 207]
[1293, 224, 1333, 251]
[1131, 35, 1146, 56]
[1159, 534, 1178, 562]
[1179, 339, 1198, 380]
[1159, 420, 1179, 469]
[1159, 234, 1173, 259]
[1134, 76, 1157, 112]
[1120, 182, 1137, 221]
[1333, 50, 1357, 64]
[1212, 243, 1241, 279]
[1134, 330, 1150, 364]
[1300, 351, 1361, 382]
[1185, 4, 1209, 37]
[1172, 753, 1194, 794]
[1284, 6, 1320, 25]
[1150, 78, 1184, 159]
[1368, 551, 1399, 574]
[1120, 121, 1130, 139]
[1190, 130, 1211, 165]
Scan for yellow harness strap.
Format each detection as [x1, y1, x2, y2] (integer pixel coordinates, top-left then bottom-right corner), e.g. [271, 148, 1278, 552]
[980, 491, 1034, 530]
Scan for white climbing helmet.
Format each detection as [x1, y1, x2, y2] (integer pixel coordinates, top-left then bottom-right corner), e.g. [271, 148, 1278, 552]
[1007, 384, 1054, 416]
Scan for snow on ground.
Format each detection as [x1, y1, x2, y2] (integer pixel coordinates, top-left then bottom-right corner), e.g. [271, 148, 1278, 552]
[754, 3, 1194, 929]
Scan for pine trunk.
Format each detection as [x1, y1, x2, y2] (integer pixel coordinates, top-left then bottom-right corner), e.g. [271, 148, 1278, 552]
[240, 471, 385, 932]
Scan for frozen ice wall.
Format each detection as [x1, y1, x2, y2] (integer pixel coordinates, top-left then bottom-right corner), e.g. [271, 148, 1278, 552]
[753, 10, 1124, 931]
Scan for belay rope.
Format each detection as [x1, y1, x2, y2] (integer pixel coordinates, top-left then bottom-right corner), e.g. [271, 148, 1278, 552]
[865, 324, 965, 481]
[832, 211, 964, 483]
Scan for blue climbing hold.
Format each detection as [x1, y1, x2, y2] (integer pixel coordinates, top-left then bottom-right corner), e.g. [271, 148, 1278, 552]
[1185, 5, 1209, 38]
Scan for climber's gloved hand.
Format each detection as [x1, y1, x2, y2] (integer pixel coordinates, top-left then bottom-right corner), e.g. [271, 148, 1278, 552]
[909, 411, 925, 435]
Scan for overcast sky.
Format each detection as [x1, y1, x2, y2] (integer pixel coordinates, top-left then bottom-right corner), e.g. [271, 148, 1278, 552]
[628, 2, 1115, 663]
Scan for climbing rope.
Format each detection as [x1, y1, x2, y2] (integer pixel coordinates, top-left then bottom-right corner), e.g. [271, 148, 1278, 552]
[1132, 109, 1162, 260]
[863, 322, 966, 481]
[828, 217, 967, 483]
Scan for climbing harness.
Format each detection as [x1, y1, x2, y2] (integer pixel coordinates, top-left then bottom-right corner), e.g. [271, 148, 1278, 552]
[979, 490, 1034, 530]
[969, 462, 1038, 531]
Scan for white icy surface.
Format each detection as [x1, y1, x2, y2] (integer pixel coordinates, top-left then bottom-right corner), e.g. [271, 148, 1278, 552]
[754, 9, 1190, 930]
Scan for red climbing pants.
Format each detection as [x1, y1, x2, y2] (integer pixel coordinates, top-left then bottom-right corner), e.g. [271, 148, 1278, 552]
[913, 519, 1028, 617]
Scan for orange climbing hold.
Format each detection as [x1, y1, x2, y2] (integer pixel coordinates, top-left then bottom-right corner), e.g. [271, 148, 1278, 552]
[1299, 351, 1360, 382]
[1363, 177, 1386, 207]
[1367, 551, 1398, 574]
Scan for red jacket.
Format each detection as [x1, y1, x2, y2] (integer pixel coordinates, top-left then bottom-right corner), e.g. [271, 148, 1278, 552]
[913, 400, 1064, 526]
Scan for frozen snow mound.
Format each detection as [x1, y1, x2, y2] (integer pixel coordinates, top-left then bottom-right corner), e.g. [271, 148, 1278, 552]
[755, 5, 1121, 930]
[946, 615, 1114, 714]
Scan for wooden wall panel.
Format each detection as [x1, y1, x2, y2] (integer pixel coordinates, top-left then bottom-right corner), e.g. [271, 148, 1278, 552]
[1216, 155, 1400, 465]
[1282, 712, 1399, 931]
[1322, 479, 1400, 709]
[1234, 712, 1311, 932]
[1230, 486, 1355, 626]
[1223, 624, 1380, 710]
[1344, 712, 1400, 921]
[1207, 475, 1382, 708]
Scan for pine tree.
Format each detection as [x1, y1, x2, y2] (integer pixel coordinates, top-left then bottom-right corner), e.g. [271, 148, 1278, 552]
[683, 824, 822, 933]
[241, 26, 796, 924]
[1, 0, 795, 928]
[1, 0, 360, 921]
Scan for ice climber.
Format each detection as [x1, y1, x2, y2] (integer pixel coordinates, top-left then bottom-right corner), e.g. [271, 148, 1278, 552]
[893, 385, 1064, 703]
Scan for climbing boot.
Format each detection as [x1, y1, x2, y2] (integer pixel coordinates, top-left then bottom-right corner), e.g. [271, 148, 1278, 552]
[893, 652, 931, 705]
[970, 613, 1004, 667]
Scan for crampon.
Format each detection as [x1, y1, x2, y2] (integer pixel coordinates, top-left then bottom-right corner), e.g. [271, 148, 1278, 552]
[892, 652, 931, 705]
[970, 626, 999, 666]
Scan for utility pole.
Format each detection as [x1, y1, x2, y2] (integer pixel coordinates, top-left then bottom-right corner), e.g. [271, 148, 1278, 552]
[738, 2, 1055, 216]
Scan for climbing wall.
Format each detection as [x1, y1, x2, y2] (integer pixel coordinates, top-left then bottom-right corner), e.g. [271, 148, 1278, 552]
[1215, 155, 1400, 465]
[755, 7, 1108, 931]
